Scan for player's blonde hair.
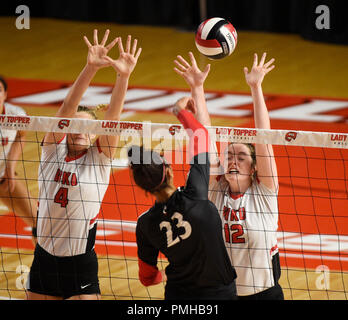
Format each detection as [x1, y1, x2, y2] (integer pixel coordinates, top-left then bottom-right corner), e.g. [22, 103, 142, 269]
[77, 104, 108, 119]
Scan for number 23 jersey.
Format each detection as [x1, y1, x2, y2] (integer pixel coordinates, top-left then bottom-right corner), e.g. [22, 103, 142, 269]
[37, 136, 112, 257]
[136, 153, 236, 291]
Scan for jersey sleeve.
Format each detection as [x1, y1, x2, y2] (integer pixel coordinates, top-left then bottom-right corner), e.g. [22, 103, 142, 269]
[176, 109, 210, 200]
[40, 135, 66, 162]
[136, 218, 159, 267]
[92, 138, 113, 166]
[136, 217, 163, 286]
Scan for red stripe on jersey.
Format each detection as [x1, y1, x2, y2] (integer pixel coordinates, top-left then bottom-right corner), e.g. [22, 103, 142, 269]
[229, 191, 244, 200]
[270, 244, 278, 255]
[195, 35, 221, 48]
[96, 138, 102, 153]
[56, 134, 66, 145]
[138, 259, 162, 287]
[90, 213, 99, 225]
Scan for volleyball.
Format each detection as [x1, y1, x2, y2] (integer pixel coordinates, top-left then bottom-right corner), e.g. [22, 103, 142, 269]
[195, 17, 237, 60]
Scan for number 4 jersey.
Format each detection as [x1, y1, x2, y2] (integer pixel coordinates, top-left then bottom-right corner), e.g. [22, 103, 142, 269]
[37, 136, 111, 256]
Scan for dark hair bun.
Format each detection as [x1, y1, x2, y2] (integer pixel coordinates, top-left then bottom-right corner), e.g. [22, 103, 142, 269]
[128, 145, 168, 193]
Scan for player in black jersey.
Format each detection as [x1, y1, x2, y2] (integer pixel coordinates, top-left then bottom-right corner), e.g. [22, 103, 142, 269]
[128, 97, 237, 300]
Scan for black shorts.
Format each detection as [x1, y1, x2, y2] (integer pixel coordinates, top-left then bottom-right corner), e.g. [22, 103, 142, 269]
[27, 244, 100, 299]
[165, 281, 237, 300]
[238, 283, 284, 300]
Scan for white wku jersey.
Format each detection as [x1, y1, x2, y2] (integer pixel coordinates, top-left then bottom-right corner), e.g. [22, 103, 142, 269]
[37, 136, 112, 257]
[209, 176, 280, 296]
[0, 103, 27, 177]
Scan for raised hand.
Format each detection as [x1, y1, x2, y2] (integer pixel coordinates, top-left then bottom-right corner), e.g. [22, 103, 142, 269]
[174, 52, 210, 88]
[105, 35, 142, 77]
[83, 29, 118, 69]
[244, 53, 275, 88]
[172, 96, 196, 116]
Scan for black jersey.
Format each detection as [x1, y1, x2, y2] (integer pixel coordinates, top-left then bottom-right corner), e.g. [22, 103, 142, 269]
[136, 151, 237, 299]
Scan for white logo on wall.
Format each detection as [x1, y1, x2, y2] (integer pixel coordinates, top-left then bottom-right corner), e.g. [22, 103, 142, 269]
[316, 5, 330, 30]
[15, 5, 30, 30]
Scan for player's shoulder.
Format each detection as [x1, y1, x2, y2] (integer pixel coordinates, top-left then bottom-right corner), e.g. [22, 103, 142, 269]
[252, 177, 278, 196]
[137, 206, 156, 224]
[4, 103, 26, 115]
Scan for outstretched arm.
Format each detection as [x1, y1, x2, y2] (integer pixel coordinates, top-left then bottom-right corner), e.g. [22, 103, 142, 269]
[244, 53, 278, 191]
[174, 53, 225, 179]
[43, 29, 118, 145]
[173, 97, 210, 199]
[98, 35, 142, 158]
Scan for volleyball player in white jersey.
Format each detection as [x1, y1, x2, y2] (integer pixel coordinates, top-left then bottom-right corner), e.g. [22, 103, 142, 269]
[27, 30, 141, 300]
[174, 52, 284, 299]
[0, 77, 37, 237]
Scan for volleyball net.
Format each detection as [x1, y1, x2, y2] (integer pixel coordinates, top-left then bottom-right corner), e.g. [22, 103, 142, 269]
[0, 114, 347, 300]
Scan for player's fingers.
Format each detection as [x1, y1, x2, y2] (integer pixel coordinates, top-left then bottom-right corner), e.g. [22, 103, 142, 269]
[83, 36, 92, 48]
[263, 58, 275, 68]
[188, 51, 198, 67]
[100, 29, 110, 46]
[173, 67, 184, 76]
[243, 67, 249, 75]
[265, 64, 275, 74]
[118, 37, 124, 54]
[131, 38, 138, 56]
[259, 52, 267, 67]
[93, 29, 99, 45]
[104, 56, 114, 63]
[252, 53, 258, 68]
[174, 59, 187, 72]
[125, 35, 131, 53]
[135, 47, 142, 60]
[204, 63, 211, 75]
[106, 37, 119, 51]
[177, 55, 191, 68]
